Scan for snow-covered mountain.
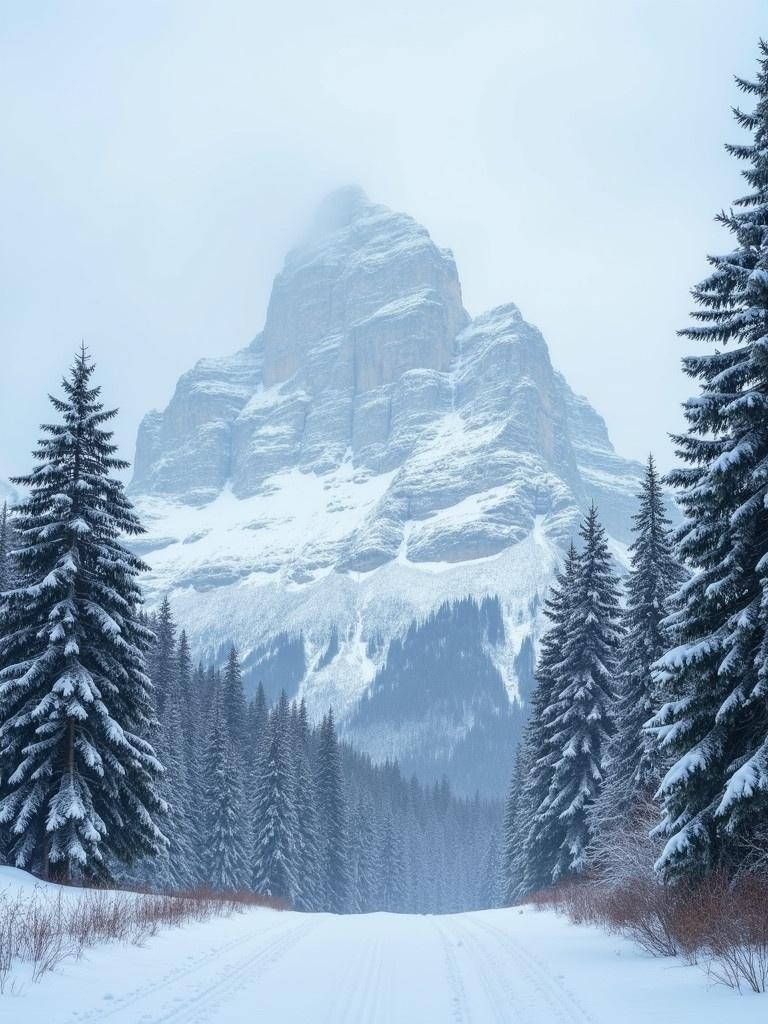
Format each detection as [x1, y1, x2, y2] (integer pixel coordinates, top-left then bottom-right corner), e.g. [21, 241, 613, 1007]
[130, 187, 645, 793]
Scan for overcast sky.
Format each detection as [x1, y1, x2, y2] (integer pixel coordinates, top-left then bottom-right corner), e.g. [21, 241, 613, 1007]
[1, 1, 766, 483]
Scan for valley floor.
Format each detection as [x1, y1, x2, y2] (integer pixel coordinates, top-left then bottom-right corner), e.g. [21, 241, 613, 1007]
[6, 892, 766, 1023]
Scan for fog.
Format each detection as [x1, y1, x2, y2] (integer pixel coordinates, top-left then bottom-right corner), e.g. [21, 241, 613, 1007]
[1, 1, 765, 481]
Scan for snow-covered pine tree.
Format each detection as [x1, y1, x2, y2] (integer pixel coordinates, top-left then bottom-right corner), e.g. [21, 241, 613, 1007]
[222, 645, 246, 756]
[289, 699, 321, 911]
[200, 689, 248, 890]
[296, 696, 311, 747]
[246, 683, 268, 772]
[199, 663, 216, 723]
[251, 692, 300, 904]
[479, 825, 502, 908]
[148, 595, 176, 720]
[590, 457, 685, 860]
[316, 709, 350, 912]
[0, 502, 19, 594]
[402, 804, 421, 912]
[501, 544, 580, 899]
[0, 503, 8, 593]
[612, 457, 684, 793]
[410, 815, 430, 914]
[651, 44, 768, 880]
[349, 794, 380, 913]
[346, 799, 365, 914]
[0, 348, 165, 879]
[500, 752, 523, 905]
[175, 631, 199, 778]
[378, 811, 406, 912]
[155, 668, 199, 889]
[543, 506, 622, 881]
[0, 502, 14, 863]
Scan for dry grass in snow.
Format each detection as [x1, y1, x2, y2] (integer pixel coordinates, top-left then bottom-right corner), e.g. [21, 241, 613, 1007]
[0, 871, 284, 994]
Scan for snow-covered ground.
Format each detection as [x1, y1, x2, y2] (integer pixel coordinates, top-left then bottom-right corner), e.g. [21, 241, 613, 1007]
[3, 870, 764, 1023]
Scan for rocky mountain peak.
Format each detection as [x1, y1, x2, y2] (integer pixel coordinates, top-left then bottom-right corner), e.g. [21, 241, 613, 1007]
[304, 184, 373, 237]
[261, 187, 466, 389]
[128, 190, 648, 793]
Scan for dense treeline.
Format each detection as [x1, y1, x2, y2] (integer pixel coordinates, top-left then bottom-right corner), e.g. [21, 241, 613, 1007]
[503, 39, 768, 904]
[0, 350, 498, 909]
[502, 462, 683, 898]
[131, 597, 499, 912]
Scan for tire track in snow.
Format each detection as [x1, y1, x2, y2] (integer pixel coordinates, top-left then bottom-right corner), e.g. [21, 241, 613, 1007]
[68, 917, 286, 1024]
[152, 917, 322, 1024]
[320, 927, 385, 1024]
[463, 914, 598, 1024]
[67, 914, 319, 1024]
[431, 918, 474, 1024]
[446, 917, 520, 1023]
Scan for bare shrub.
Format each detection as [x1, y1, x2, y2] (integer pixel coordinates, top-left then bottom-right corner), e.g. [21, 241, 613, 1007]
[0, 878, 287, 992]
[525, 878, 607, 927]
[529, 876, 680, 955]
[700, 875, 768, 993]
[527, 867, 768, 993]
[0, 893, 23, 994]
[589, 797, 662, 890]
[600, 880, 682, 956]
[24, 892, 69, 980]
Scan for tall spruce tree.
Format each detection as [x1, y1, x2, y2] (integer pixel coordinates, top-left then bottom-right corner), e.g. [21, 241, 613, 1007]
[349, 794, 380, 912]
[0, 349, 165, 879]
[149, 596, 176, 720]
[0, 501, 16, 864]
[591, 458, 685, 854]
[0, 502, 18, 594]
[501, 544, 580, 899]
[289, 704, 321, 911]
[651, 43, 768, 879]
[251, 692, 300, 903]
[246, 683, 268, 771]
[155, 673, 199, 889]
[175, 631, 198, 774]
[200, 690, 248, 890]
[479, 825, 502, 908]
[615, 457, 685, 792]
[316, 709, 349, 912]
[541, 506, 621, 881]
[378, 811, 406, 912]
[500, 755, 522, 905]
[222, 645, 246, 755]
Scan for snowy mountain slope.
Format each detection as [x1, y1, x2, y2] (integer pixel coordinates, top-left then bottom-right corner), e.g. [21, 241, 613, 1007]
[129, 187, 648, 792]
[7, 867, 759, 1024]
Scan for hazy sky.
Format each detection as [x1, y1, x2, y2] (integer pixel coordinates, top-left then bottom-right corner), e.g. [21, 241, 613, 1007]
[1, 1, 766, 483]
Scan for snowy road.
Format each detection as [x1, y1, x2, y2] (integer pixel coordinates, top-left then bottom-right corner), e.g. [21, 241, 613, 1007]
[9, 900, 767, 1023]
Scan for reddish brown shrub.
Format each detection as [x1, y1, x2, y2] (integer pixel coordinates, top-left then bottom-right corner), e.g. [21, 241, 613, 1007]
[527, 871, 768, 993]
[0, 879, 286, 991]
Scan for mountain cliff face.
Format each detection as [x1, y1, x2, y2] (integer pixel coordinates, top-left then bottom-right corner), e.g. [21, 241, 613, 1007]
[130, 187, 644, 794]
